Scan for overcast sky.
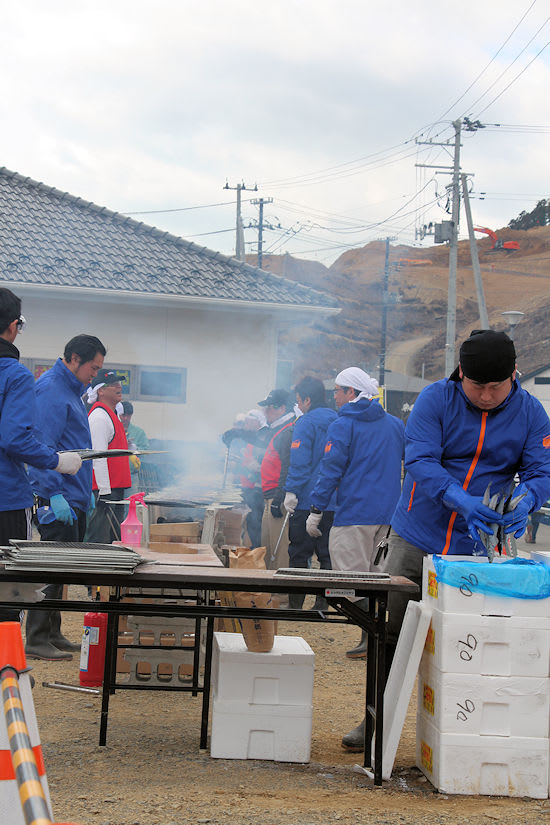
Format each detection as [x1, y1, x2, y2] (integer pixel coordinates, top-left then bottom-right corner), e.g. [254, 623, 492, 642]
[1, 0, 548, 265]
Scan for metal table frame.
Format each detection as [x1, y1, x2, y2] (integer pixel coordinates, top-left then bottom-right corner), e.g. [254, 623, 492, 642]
[0, 564, 417, 786]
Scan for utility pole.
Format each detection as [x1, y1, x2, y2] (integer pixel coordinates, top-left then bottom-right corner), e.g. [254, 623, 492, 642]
[223, 180, 257, 261]
[416, 120, 463, 374]
[379, 236, 397, 387]
[251, 197, 273, 268]
[461, 173, 489, 328]
[445, 118, 462, 375]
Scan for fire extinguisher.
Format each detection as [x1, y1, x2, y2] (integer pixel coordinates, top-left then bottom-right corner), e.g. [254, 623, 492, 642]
[79, 612, 108, 688]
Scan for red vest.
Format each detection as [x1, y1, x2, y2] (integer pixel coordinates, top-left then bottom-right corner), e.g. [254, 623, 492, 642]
[261, 421, 294, 493]
[89, 402, 132, 491]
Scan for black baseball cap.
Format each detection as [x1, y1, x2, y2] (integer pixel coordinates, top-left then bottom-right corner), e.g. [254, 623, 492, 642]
[258, 389, 290, 408]
[91, 368, 127, 389]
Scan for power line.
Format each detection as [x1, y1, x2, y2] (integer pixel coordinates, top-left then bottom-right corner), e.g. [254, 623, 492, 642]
[474, 39, 550, 116]
[433, 0, 539, 123]
[467, 13, 550, 114]
[122, 199, 249, 215]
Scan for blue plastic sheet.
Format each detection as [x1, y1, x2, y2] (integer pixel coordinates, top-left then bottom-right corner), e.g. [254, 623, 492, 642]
[432, 556, 550, 600]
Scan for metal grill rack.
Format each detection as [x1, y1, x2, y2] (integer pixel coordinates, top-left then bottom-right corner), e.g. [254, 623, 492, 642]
[274, 568, 391, 581]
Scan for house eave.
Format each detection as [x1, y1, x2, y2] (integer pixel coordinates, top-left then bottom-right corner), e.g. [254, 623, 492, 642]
[2, 281, 340, 319]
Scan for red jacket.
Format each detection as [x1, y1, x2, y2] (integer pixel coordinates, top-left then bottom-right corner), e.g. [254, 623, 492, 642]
[89, 402, 132, 491]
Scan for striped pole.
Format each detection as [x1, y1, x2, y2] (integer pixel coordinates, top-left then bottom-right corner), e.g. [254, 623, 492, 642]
[1, 664, 52, 825]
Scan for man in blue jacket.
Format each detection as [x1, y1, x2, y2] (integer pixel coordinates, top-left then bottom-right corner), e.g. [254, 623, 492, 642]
[307, 367, 404, 661]
[0, 289, 83, 622]
[283, 376, 337, 609]
[307, 367, 404, 573]
[27, 333, 106, 660]
[342, 329, 550, 751]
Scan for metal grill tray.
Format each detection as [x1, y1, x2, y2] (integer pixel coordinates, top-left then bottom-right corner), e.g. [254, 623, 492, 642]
[274, 568, 391, 580]
[3, 541, 146, 573]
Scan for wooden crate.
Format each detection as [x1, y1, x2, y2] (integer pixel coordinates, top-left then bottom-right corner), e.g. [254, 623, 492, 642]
[149, 522, 202, 544]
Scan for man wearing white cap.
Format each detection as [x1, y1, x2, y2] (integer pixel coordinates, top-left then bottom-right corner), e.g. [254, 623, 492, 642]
[306, 367, 404, 651]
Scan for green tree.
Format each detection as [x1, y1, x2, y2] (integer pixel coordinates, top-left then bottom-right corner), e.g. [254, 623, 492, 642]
[508, 199, 550, 230]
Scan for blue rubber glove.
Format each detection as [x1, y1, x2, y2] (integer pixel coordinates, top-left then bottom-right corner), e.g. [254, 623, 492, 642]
[502, 485, 535, 538]
[87, 491, 96, 516]
[50, 494, 76, 525]
[443, 484, 501, 545]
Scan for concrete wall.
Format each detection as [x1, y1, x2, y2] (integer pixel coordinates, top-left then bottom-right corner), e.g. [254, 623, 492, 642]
[17, 292, 281, 444]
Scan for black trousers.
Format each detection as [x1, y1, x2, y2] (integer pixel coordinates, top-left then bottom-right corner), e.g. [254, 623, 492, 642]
[84, 489, 125, 545]
[288, 509, 333, 569]
[25, 501, 87, 647]
[0, 508, 30, 621]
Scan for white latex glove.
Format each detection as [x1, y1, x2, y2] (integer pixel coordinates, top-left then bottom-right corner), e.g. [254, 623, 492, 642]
[55, 452, 83, 475]
[284, 492, 298, 515]
[306, 511, 322, 538]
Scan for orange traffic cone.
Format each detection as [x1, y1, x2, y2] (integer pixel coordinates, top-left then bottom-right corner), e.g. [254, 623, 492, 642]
[0, 621, 54, 824]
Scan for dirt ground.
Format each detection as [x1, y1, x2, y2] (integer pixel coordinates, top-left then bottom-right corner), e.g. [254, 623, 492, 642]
[23, 591, 550, 825]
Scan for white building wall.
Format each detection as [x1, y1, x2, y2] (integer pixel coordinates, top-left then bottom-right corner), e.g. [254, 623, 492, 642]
[521, 370, 550, 419]
[17, 293, 280, 443]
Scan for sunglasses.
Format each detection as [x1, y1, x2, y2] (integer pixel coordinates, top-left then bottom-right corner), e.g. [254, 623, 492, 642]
[16, 315, 26, 332]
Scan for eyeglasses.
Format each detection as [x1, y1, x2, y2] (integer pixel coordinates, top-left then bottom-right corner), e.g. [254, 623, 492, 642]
[16, 315, 26, 332]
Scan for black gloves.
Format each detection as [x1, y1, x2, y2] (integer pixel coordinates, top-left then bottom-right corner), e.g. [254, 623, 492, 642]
[270, 492, 284, 519]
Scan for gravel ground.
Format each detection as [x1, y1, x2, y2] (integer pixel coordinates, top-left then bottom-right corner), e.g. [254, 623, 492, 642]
[21, 584, 550, 825]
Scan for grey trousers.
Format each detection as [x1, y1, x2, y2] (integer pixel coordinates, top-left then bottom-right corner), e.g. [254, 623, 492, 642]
[373, 531, 424, 647]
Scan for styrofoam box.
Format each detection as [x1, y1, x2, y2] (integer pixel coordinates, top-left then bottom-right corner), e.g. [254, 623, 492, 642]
[418, 660, 550, 737]
[416, 713, 549, 797]
[211, 700, 312, 762]
[212, 632, 314, 705]
[422, 554, 550, 617]
[423, 607, 550, 677]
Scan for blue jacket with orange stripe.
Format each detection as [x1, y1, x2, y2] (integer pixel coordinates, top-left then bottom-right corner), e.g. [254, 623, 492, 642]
[310, 398, 404, 526]
[284, 406, 338, 510]
[391, 377, 550, 555]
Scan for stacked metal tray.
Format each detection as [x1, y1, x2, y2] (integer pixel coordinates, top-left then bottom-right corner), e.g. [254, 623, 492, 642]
[3, 541, 147, 574]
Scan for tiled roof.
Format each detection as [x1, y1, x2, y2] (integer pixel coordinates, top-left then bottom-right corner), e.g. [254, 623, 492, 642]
[0, 168, 337, 310]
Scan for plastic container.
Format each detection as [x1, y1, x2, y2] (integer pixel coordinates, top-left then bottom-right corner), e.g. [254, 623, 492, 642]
[120, 492, 147, 546]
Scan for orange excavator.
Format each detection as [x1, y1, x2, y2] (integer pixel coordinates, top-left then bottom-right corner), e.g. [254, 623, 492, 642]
[474, 226, 520, 252]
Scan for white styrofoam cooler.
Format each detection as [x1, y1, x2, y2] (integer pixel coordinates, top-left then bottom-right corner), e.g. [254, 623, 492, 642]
[212, 632, 314, 705]
[422, 555, 550, 617]
[211, 633, 315, 762]
[418, 660, 550, 737]
[416, 713, 549, 798]
[423, 608, 550, 677]
[210, 701, 312, 762]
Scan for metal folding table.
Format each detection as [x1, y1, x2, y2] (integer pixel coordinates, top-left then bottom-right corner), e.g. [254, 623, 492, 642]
[0, 561, 417, 785]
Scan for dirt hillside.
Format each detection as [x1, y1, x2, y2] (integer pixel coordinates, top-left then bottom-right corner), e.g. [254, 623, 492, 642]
[251, 224, 550, 382]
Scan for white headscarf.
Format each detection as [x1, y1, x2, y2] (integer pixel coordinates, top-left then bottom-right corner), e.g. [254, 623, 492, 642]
[335, 367, 379, 403]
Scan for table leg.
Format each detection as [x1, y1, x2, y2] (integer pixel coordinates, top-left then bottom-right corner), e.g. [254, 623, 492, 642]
[372, 594, 387, 785]
[99, 600, 118, 746]
[199, 611, 215, 751]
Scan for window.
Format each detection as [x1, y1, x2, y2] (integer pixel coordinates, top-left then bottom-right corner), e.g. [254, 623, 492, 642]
[136, 366, 187, 403]
[275, 360, 293, 391]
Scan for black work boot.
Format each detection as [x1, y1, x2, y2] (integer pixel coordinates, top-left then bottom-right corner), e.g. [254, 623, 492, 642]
[342, 718, 366, 752]
[346, 630, 367, 659]
[51, 635, 81, 652]
[25, 640, 73, 661]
